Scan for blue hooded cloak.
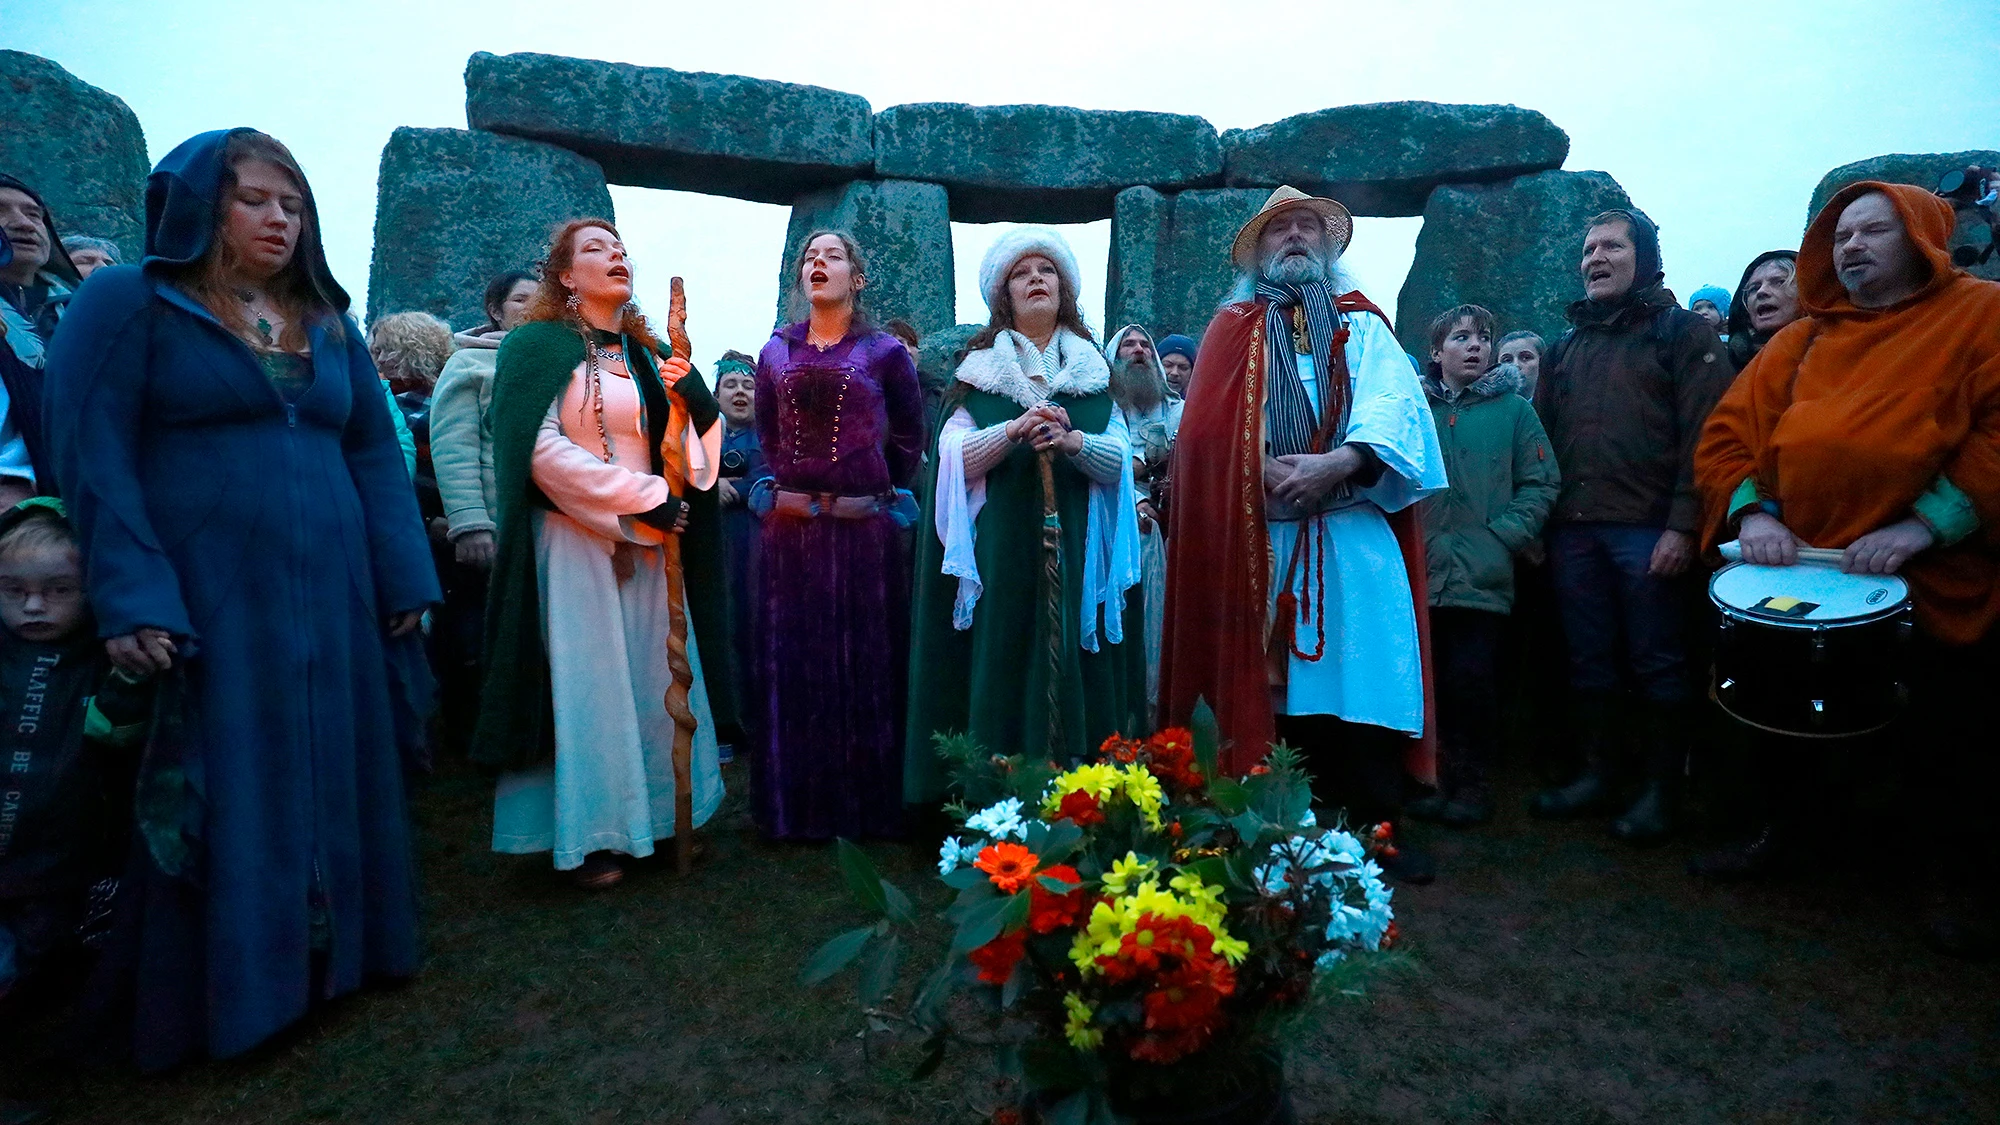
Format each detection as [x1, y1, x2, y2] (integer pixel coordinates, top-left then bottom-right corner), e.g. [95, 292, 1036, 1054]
[42, 129, 440, 1070]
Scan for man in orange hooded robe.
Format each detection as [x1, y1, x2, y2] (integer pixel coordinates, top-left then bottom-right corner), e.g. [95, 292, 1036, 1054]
[1694, 181, 2000, 954]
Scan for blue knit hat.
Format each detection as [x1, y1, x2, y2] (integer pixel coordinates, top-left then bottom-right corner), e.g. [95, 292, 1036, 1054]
[1688, 285, 1730, 316]
[1156, 334, 1196, 362]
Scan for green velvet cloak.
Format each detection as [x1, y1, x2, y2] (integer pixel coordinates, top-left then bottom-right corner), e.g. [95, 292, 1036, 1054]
[903, 387, 1147, 803]
[471, 319, 739, 772]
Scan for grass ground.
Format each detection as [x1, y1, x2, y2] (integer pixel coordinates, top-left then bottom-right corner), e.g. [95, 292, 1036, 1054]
[6, 753, 1997, 1124]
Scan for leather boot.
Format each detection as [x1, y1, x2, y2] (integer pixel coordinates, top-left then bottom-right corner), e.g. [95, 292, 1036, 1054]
[1530, 694, 1619, 819]
[1611, 702, 1685, 846]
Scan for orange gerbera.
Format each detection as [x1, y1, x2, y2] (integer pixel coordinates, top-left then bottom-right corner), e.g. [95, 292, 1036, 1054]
[974, 842, 1040, 894]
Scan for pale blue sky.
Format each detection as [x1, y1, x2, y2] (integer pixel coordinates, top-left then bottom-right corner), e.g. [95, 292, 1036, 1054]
[10, 0, 1998, 366]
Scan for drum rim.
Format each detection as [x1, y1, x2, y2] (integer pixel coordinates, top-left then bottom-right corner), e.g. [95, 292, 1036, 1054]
[1708, 673, 1904, 739]
[1707, 561, 1911, 628]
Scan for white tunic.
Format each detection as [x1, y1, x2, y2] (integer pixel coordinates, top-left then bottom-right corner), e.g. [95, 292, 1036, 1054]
[492, 361, 725, 869]
[1267, 313, 1446, 732]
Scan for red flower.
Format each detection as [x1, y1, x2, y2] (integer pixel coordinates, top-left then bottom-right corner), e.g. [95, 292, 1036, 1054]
[991, 1110, 1024, 1125]
[974, 842, 1040, 894]
[1248, 764, 1271, 776]
[1142, 727, 1204, 790]
[1054, 789, 1105, 828]
[1027, 864, 1084, 933]
[1095, 914, 1220, 985]
[968, 929, 1027, 985]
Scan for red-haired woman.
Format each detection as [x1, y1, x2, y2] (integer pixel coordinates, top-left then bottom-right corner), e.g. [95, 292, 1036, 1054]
[471, 219, 736, 889]
[44, 129, 438, 1069]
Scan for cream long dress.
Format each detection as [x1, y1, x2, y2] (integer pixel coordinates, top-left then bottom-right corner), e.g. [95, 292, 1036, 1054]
[491, 357, 725, 869]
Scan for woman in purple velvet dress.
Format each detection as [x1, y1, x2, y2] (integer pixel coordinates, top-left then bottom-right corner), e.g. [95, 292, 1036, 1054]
[752, 230, 925, 839]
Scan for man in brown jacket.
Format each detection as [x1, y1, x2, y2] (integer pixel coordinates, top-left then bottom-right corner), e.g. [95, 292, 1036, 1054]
[1529, 207, 1735, 844]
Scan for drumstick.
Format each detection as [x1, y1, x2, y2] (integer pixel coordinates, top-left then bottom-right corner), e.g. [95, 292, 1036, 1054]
[1717, 540, 1847, 566]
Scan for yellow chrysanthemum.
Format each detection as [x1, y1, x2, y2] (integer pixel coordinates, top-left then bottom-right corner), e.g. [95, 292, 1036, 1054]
[1040, 763, 1124, 819]
[1062, 992, 1103, 1050]
[1118, 764, 1167, 830]
[1068, 874, 1249, 975]
[1100, 852, 1158, 896]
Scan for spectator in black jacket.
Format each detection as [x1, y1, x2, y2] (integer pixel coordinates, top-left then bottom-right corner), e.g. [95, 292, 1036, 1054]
[1529, 208, 1735, 845]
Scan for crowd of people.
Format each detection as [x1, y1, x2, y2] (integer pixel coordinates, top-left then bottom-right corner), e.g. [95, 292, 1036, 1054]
[1, 123, 1996, 1108]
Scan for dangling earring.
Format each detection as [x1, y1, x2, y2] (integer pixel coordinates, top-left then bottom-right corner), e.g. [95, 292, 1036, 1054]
[565, 290, 581, 317]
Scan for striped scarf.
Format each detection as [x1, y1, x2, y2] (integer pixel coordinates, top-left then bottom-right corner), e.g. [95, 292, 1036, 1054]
[1256, 279, 1351, 459]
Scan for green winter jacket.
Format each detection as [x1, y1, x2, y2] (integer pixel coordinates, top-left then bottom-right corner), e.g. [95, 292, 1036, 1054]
[1418, 364, 1560, 614]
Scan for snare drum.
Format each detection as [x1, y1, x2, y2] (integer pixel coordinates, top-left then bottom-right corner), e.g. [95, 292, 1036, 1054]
[1709, 562, 1913, 738]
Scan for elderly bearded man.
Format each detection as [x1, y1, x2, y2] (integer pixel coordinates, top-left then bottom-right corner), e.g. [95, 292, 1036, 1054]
[1161, 187, 1447, 883]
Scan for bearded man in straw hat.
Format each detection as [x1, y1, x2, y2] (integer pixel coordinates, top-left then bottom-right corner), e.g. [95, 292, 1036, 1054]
[1160, 187, 1447, 882]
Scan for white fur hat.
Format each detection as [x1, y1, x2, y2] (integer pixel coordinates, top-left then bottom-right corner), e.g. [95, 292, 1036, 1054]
[978, 226, 1082, 313]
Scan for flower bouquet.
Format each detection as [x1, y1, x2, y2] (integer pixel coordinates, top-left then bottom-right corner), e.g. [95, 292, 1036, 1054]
[802, 703, 1402, 1124]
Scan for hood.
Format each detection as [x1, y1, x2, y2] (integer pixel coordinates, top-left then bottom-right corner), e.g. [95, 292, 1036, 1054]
[1566, 280, 1678, 329]
[452, 327, 503, 350]
[1724, 249, 1799, 346]
[1424, 361, 1523, 404]
[1798, 181, 1958, 318]
[0, 173, 81, 288]
[1103, 321, 1175, 387]
[144, 128, 349, 312]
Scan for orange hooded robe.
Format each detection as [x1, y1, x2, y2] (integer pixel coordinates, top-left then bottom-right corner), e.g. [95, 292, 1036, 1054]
[1694, 181, 2000, 644]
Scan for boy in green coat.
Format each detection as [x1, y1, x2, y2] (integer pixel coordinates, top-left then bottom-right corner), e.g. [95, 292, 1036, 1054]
[1407, 306, 1560, 826]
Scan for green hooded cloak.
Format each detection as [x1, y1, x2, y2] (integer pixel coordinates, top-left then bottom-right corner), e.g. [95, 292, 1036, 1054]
[471, 319, 739, 772]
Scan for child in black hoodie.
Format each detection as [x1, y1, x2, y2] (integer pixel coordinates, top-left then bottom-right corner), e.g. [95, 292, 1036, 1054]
[0, 499, 148, 1004]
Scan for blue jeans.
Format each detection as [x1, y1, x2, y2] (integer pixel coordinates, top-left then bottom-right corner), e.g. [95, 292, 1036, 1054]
[1548, 522, 1689, 705]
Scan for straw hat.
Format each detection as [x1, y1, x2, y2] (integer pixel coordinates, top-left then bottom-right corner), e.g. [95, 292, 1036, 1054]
[1229, 185, 1354, 271]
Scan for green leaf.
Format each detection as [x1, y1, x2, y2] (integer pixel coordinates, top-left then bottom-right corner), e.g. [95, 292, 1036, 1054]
[1181, 856, 1229, 890]
[799, 925, 875, 985]
[1033, 818, 1082, 863]
[949, 892, 1019, 956]
[945, 876, 998, 923]
[1208, 776, 1250, 816]
[1230, 810, 1268, 844]
[1047, 1091, 1091, 1125]
[835, 838, 889, 916]
[1000, 955, 1030, 1009]
[940, 866, 989, 891]
[858, 933, 904, 1006]
[1025, 817, 1050, 854]
[1037, 872, 1082, 895]
[1191, 696, 1221, 781]
[910, 1029, 949, 1080]
[881, 879, 916, 928]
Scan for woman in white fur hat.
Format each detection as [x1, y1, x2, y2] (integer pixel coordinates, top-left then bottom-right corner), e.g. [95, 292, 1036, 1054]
[904, 227, 1147, 802]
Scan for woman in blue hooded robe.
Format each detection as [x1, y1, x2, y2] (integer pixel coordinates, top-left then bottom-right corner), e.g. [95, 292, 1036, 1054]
[42, 129, 439, 1070]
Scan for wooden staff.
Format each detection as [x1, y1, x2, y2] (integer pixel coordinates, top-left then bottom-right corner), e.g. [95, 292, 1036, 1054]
[1038, 447, 1064, 757]
[664, 276, 697, 874]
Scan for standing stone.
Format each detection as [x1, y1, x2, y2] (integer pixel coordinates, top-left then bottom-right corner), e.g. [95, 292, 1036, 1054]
[368, 127, 614, 329]
[0, 50, 149, 261]
[1222, 102, 1570, 218]
[874, 103, 1221, 224]
[1107, 186, 1268, 343]
[917, 323, 985, 391]
[774, 180, 955, 338]
[1807, 151, 2000, 281]
[465, 52, 873, 204]
[1395, 170, 1634, 357]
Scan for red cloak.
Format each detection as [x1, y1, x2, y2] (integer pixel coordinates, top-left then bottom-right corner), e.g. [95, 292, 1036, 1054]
[1159, 296, 1438, 782]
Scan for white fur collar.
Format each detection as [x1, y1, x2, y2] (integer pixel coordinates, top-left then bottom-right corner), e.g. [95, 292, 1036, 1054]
[953, 327, 1110, 408]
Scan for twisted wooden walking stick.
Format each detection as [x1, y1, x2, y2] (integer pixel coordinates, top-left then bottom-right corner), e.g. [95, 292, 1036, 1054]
[1038, 448, 1064, 757]
[663, 276, 697, 874]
